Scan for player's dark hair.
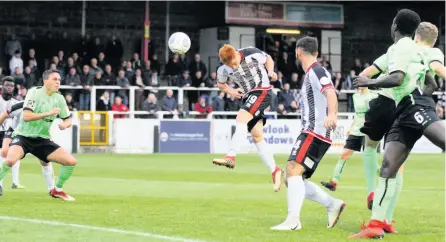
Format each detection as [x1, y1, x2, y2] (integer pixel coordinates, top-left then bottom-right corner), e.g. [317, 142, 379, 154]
[2, 76, 14, 84]
[394, 9, 421, 37]
[295, 36, 318, 55]
[42, 69, 61, 81]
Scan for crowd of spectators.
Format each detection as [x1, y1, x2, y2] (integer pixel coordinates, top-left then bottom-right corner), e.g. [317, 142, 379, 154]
[1, 32, 444, 119]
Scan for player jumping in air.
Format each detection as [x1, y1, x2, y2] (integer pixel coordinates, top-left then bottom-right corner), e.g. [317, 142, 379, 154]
[350, 10, 445, 239]
[212, 45, 283, 192]
[271, 37, 345, 231]
[0, 76, 22, 194]
[0, 69, 77, 201]
[336, 21, 444, 234]
[0, 101, 56, 194]
[320, 87, 378, 191]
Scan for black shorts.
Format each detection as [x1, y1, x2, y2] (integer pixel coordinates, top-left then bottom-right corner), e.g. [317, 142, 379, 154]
[360, 94, 397, 141]
[241, 89, 271, 132]
[10, 135, 60, 163]
[4, 128, 14, 140]
[344, 135, 365, 152]
[386, 90, 440, 149]
[288, 131, 331, 179]
[0, 131, 4, 148]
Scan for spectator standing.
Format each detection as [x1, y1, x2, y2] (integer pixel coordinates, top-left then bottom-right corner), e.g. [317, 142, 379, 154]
[97, 52, 107, 70]
[23, 66, 36, 89]
[116, 70, 130, 105]
[188, 54, 207, 78]
[132, 53, 142, 70]
[11, 67, 25, 92]
[288, 73, 301, 90]
[9, 51, 23, 75]
[103, 64, 117, 102]
[142, 60, 152, 83]
[273, 71, 285, 89]
[90, 58, 103, 76]
[165, 54, 182, 85]
[124, 61, 135, 84]
[333, 72, 344, 92]
[79, 65, 94, 110]
[134, 69, 145, 110]
[105, 35, 123, 70]
[5, 34, 22, 64]
[179, 54, 188, 72]
[176, 70, 192, 87]
[150, 54, 161, 74]
[351, 58, 363, 76]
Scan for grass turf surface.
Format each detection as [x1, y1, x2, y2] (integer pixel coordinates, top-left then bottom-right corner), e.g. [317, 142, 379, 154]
[0, 153, 443, 242]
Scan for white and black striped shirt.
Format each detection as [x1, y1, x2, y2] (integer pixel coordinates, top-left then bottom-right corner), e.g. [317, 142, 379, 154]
[0, 96, 18, 131]
[217, 47, 272, 94]
[5, 101, 24, 130]
[299, 62, 334, 142]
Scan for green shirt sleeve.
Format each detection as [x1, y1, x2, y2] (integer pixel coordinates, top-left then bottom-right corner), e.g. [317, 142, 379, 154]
[426, 48, 445, 66]
[57, 94, 71, 119]
[23, 88, 37, 111]
[373, 53, 388, 73]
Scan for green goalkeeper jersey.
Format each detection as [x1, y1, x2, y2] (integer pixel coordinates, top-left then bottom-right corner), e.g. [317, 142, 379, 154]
[350, 92, 379, 136]
[13, 87, 71, 139]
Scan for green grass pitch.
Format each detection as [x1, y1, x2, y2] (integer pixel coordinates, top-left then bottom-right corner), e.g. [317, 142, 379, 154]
[0, 153, 443, 242]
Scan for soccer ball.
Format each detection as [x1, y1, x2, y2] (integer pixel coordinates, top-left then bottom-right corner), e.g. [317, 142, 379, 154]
[168, 32, 191, 55]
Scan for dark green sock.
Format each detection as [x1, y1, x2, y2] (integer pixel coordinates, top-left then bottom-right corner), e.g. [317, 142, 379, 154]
[0, 163, 10, 181]
[331, 158, 347, 183]
[55, 165, 76, 189]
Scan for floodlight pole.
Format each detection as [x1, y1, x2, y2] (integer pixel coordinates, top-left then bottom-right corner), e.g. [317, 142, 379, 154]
[144, 0, 150, 61]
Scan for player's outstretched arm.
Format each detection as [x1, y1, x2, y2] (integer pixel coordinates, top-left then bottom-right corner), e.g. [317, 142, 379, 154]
[429, 61, 446, 80]
[423, 72, 438, 95]
[359, 65, 381, 78]
[354, 72, 404, 88]
[23, 109, 60, 122]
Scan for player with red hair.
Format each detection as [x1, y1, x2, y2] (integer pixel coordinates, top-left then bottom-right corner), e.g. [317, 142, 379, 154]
[212, 44, 283, 192]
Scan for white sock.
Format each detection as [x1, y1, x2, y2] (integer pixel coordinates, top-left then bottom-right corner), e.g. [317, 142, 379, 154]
[286, 176, 305, 222]
[42, 165, 55, 191]
[227, 123, 248, 157]
[255, 140, 276, 172]
[11, 160, 20, 185]
[304, 180, 334, 208]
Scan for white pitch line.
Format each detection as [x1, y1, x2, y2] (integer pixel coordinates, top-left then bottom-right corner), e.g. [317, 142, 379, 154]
[0, 216, 205, 242]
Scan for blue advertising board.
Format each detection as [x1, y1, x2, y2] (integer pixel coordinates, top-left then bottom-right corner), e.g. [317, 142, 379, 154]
[159, 120, 211, 153]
